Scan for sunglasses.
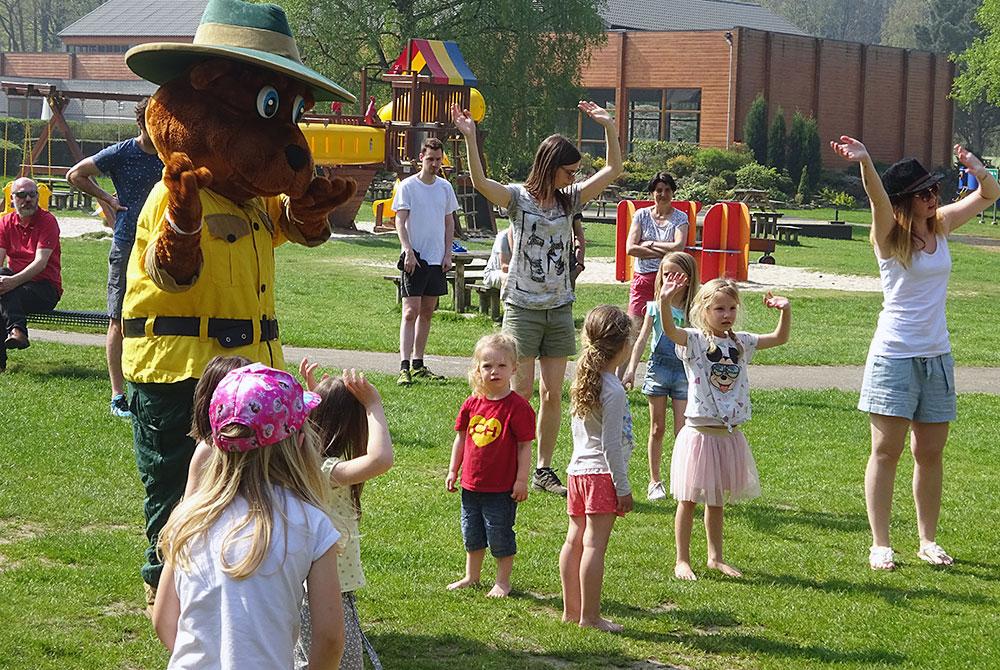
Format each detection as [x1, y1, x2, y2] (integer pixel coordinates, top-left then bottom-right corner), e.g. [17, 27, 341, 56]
[711, 363, 740, 378]
[12, 190, 38, 199]
[913, 184, 939, 201]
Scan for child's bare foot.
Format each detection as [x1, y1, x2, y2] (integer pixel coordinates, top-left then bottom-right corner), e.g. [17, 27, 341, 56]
[561, 611, 580, 624]
[447, 576, 479, 590]
[674, 561, 697, 580]
[706, 560, 742, 578]
[579, 617, 624, 633]
[486, 582, 511, 598]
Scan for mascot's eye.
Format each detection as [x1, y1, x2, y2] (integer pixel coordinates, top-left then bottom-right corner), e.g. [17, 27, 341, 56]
[292, 95, 306, 123]
[256, 86, 280, 119]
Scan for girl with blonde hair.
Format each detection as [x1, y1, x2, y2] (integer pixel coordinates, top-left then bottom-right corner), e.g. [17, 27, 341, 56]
[659, 277, 791, 581]
[152, 363, 345, 670]
[831, 137, 1000, 570]
[561, 305, 634, 632]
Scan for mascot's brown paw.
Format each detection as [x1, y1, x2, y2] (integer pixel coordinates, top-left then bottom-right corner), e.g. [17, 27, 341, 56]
[164, 151, 213, 232]
[289, 176, 356, 223]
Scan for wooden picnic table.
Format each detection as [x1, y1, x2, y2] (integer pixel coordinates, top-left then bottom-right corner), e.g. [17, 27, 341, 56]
[451, 250, 491, 313]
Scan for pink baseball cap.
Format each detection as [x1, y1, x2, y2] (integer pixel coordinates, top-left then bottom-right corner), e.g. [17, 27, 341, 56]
[209, 363, 321, 452]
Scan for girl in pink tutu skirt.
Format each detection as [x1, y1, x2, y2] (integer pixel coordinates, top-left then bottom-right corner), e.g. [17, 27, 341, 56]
[658, 276, 791, 580]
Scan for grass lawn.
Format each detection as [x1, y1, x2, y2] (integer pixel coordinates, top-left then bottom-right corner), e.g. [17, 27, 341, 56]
[46, 219, 1000, 366]
[2, 344, 999, 669]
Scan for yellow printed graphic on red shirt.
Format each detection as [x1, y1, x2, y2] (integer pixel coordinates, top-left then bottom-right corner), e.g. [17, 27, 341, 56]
[468, 415, 502, 447]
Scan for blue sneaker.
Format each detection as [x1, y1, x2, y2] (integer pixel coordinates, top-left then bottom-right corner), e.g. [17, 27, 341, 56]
[452, 241, 467, 253]
[111, 393, 132, 419]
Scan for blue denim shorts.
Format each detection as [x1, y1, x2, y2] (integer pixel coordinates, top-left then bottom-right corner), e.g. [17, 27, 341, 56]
[642, 353, 688, 399]
[460, 489, 517, 557]
[858, 353, 956, 423]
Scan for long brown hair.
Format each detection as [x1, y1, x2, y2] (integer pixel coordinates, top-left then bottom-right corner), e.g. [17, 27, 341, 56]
[571, 305, 631, 418]
[875, 197, 946, 269]
[309, 376, 368, 516]
[523, 134, 581, 215]
[653, 251, 699, 325]
[190, 355, 252, 442]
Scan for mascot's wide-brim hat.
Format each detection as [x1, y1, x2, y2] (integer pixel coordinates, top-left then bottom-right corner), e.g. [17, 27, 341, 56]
[125, 0, 355, 103]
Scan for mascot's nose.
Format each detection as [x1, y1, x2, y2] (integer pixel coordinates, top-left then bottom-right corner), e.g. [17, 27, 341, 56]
[285, 144, 309, 171]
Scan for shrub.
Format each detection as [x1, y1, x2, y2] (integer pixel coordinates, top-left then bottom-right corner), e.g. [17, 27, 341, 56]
[707, 175, 730, 200]
[795, 166, 812, 205]
[819, 187, 857, 210]
[734, 162, 783, 192]
[742, 94, 768, 164]
[666, 154, 696, 178]
[719, 170, 737, 187]
[676, 180, 715, 205]
[695, 147, 752, 175]
[767, 108, 786, 171]
[786, 111, 808, 185]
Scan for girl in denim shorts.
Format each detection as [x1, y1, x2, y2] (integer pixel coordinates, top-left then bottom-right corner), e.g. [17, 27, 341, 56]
[624, 252, 699, 501]
[832, 136, 1000, 571]
[561, 305, 635, 632]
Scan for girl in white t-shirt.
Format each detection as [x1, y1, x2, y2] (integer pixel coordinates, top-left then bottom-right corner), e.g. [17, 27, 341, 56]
[561, 305, 634, 633]
[152, 363, 344, 670]
[295, 361, 394, 670]
[659, 277, 791, 581]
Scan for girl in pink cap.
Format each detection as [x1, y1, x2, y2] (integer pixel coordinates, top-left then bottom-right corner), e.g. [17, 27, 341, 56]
[152, 363, 345, 670]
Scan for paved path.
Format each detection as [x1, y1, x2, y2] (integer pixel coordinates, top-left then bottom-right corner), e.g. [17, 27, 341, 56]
[28, 330, 1000, 394]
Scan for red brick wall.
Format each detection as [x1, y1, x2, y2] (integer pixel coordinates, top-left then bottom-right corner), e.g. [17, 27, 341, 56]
[1, 53, 71, 78]
[580, 29, 954, 169]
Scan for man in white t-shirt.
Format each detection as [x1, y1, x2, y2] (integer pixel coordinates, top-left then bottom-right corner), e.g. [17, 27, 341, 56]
[392, 137, 459, 386]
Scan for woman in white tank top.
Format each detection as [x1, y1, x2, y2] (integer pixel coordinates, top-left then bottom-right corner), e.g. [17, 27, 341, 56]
[831, 137, 999, 571]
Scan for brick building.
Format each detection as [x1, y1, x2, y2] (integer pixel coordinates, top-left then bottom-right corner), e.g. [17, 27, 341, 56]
[582, 1, 954, 168]
[0, 0, 954, 168]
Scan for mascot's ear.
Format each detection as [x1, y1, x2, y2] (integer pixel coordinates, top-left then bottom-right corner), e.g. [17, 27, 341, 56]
[189, 60, 235, 91]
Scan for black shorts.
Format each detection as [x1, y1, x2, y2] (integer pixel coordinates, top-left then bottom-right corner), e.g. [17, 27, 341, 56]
[401, 261, 448, 298]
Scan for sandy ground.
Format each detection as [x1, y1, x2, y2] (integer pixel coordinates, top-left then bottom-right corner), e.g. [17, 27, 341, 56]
[60, 214, 997, 292]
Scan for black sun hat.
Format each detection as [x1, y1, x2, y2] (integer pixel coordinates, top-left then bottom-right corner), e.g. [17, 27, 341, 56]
[880, 158, 942, 202]
[125, 0, 355, 103]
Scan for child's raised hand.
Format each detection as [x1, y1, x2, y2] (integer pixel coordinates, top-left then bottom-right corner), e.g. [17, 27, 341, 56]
[298, 357, 329, 392]
[659, 271, 689, 301]
[445, 470, 459, 492]
[511, 480, 528, 502]
[617, 493, 634, 515]
[763, 291, 790, 311]
[342, 369, 382, 410]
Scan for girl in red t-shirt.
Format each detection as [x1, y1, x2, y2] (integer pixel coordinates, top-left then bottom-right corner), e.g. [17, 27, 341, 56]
[446, 333, 536, 597]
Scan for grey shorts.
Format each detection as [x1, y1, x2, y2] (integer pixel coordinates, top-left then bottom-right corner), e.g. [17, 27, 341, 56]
[858, 353, 956, 423]
[502, 302, 576, 359]
[107, 240, 132, 320]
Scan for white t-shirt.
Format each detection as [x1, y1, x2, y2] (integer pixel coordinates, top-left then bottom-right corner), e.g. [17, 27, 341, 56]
[503, 183, 583, 309]
[568, 371, 634, 496]
[677, 329, 758, 429]
[168, 487, 340, 670]
[870, 235, 952, 358]
[391, 174, 459, 265]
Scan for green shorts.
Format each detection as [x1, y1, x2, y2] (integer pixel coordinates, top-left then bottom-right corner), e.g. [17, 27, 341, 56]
[502, 302, 576, 359]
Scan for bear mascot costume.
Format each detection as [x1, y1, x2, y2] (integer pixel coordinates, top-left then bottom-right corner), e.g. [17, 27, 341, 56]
[121, 0, 356, 604]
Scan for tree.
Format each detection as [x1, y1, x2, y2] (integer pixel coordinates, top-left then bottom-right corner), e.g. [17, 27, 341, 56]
[766, 107, 786, 171]
[743, 94, 768, 164]
[785, 111, 807, 186]
[802, 117, 822, 192]
[0, 0, 103, 52]
[281, 0, 606, 177]
[758, 0, 893, 45]
[881, 0, 930, 47]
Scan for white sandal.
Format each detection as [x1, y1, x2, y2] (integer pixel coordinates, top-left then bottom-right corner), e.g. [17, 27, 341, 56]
[869, 545, 895, 570]
[917, 542, 953, 566]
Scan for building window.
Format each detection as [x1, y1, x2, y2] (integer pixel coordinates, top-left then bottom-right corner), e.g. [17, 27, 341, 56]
[626, 88, 701, 150]
[578, 88, 615, 158]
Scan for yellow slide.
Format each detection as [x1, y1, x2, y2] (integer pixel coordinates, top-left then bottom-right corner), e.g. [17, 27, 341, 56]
[299, 123, 385, 165]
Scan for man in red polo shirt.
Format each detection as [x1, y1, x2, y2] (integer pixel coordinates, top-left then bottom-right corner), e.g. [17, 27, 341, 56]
[0, 177, 62, 354]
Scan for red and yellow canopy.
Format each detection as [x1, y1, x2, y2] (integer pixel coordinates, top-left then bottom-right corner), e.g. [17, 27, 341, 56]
[388, 39, 478, 87]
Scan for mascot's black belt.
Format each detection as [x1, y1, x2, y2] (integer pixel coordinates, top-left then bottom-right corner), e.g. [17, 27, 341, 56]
[123, 316, 279, 348]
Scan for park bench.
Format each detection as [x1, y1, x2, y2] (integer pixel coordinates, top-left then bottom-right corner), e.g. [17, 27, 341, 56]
[382, 254, 498, 320]
[777, 225, 801, 244]
[0, 309, 109, 371]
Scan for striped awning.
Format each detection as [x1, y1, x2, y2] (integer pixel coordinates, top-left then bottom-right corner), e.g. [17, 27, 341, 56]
[388, 39, 478, 87]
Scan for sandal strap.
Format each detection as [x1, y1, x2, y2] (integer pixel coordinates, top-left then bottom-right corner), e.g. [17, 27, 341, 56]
[919, 542, 951, 561]
[869, 545, 895, 563]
